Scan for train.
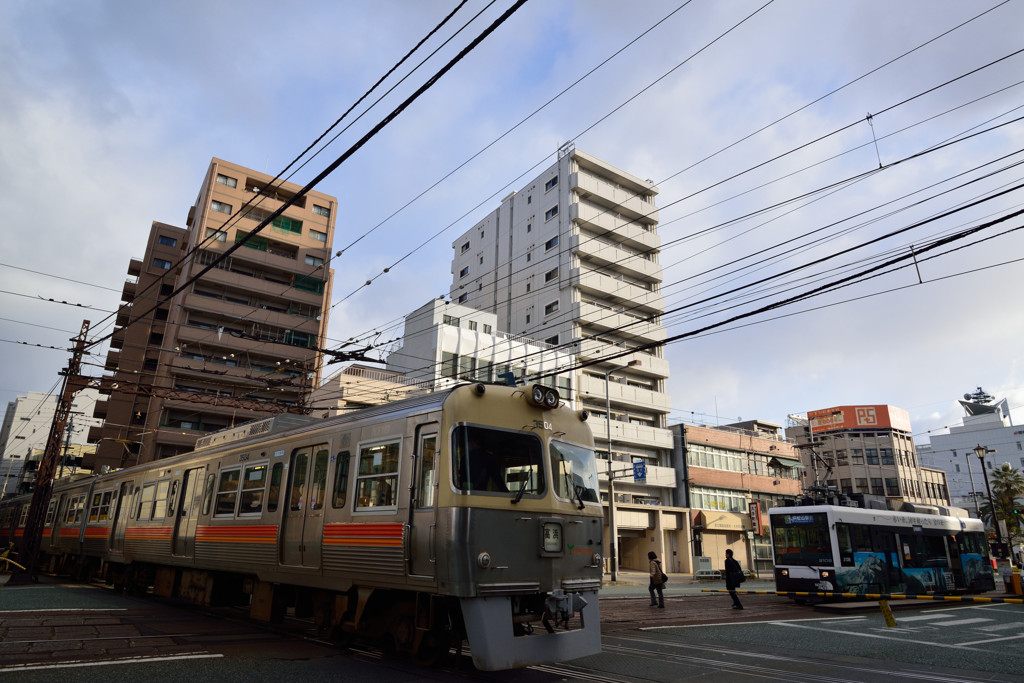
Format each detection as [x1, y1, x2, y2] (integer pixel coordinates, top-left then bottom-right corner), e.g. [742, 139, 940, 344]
[768, 502, 996, 598]
[0, 382, 604, 670]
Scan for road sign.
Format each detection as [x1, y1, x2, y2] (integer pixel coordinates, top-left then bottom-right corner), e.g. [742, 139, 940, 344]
[633, 461, 646, 482]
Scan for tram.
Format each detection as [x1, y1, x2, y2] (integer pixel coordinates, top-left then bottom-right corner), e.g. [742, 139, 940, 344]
[0, 383, 604, 670]
[769, 503, 995, 597]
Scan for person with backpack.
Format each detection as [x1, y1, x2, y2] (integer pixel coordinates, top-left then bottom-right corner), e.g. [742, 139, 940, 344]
[648, 551, 665, 608]
[725, 548, 744, 609]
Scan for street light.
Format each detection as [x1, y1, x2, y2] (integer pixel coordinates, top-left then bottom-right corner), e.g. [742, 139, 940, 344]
[973, 444, 1002, 546]
[604, 358, 640, 583]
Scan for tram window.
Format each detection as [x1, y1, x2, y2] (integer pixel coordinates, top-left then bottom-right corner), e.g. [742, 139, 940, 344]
[452, 425, 546, 496]
[417, 436, 437, 509]
[332, 451, 351, 508]
[961, 532, 986, 555]
[770, 512, 833, 566]
[309, 448, 329, 510]
[290, 449, 310, 511]
[901, 534, 949, 569]
[239, 464, 268, 515]
[835, 523, 873, 566]
[201, 474, 216, 516]
[267, 463, 283, 513]
[355, 441, 400, 509]
[215, 468, 241, 517]
[550, 441, 600, 504]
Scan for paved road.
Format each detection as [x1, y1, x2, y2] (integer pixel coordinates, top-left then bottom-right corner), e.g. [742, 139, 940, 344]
[2, 574, 1022, 681]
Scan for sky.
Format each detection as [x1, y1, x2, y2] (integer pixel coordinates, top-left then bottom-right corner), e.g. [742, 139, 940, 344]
[1, 0, 1023, 447]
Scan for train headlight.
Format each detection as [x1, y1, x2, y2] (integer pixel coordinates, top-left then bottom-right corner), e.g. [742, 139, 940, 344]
[591, 552, 602, 567]
[780, 569, 789, 577]
[477, 552, 492, 568]
[820, 570, 831, 579]
[527, 384, 560, 409]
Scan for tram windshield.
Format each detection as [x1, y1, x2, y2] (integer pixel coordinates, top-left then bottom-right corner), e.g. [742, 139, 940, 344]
[771, 512, 834, 566]
[549, 441, 600, 506]
[453, 425, 546, 496]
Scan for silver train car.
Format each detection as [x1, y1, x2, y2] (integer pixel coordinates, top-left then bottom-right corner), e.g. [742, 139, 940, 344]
[1, 383, 604, 670]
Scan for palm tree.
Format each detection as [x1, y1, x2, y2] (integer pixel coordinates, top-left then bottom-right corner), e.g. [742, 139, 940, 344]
[989, 463, 1024, 547]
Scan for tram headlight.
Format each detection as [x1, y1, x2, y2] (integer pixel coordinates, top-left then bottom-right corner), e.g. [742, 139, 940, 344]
[780, 569, 789, 577]
[820, 570, 831, 579]
[544, 388, 560, 408]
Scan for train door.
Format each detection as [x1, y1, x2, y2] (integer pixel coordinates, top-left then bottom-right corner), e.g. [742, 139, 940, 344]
[172, 468, 205, 557]
[108, 481, 133, 554]
[871, 528, 900, 592]
[408, 425, 438, 578]
[279, 444, 329, 567]
[946, 535, 965, 590]
[49, 494, 66, 545]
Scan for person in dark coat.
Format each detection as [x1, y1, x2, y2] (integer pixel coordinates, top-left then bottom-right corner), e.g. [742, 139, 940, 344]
[725, 548, 743, 609]
[648, 551, 665, 608]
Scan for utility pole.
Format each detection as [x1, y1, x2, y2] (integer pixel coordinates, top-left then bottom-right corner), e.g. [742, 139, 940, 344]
[9, 321, 89, 584]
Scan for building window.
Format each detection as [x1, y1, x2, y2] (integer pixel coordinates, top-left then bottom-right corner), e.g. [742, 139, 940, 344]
[216, 173, 237, 188]
[479, 230, 484, 239]
[527, 195, 532, 204]
[525, 314, 531, 324]
[459, 266, 469, 278]
[483, 324, 492, 334]
[545, 176, 558, 191]
[526, 223, 532, 232]
[544, 301, 559, 315]
[545, 235, 558, 251]
[545, 335, 558, 345]
[866, 448, 878, 465]
[468, 321, 478, 331]
[152, 258, 171, 270]
[545, 268, 558, 282]
[205, 228, 227, 242]
[479, 256, 483, 265]
[443, 314, 460, 327]
[210, 200, 232, 214]
[458, 293, 468, 304]
[525, 283, 531, 293]
[158, 235, 177, 247]
[305, 255, 324, 267]
[545, 206, 558, 221]
[310, 229, 327, 243]
[312, 204, 330, 217]
[526, 253, 531, 262]
[461, 241, 470, 253]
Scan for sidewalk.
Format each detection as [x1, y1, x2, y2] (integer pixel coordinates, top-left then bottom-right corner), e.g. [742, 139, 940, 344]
[599, 569, 775, 598]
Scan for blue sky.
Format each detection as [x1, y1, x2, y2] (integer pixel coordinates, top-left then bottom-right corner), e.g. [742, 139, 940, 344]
[2, 0, 1023, 447]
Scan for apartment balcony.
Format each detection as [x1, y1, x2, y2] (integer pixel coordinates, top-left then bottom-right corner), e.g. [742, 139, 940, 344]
[91, 401, 108, 420]
[598, 463, 676, 488]
[569, 267, 664, 313]
[575, 338, 670, 378]
[121, 278, 137, 303]
[594, 420, 674, 451]
[570, 202, 659, 253]
[182, 293, 321, 335]
[127, 258, 143, 278]
[569, 233, 661, 283]
[576, 372, 671, 413]
[571, 170, 660, 224]
[104, 350, 120, 372]
[109, 327, 126, 350]
[199, 266, 326, 306]
[174, 324, 317, 362]
[575, 300, 665, 344]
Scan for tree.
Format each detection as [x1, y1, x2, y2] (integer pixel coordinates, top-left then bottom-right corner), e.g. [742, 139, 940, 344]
[989, 463, 1024, 546]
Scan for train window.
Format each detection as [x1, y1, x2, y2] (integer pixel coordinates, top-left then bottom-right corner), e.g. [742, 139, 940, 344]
[138, 485, 157, 521]
[18, 505, 30, 527]
[309, 448, 329, 510]
[153, 481, 169, 520]
[290, 449, 310, 511]
[166, 481, 179, 518]
[239, 463, 269, 515]
[417, 436, 437, 509]
[549, 441, 600, 505]
[332, 451, 351, 508]
[355, 441, 400, 510]
[452, 425, 545, 497]
[45, 500, 57, 526]
[267, 463, 283, 513]
[215, 468, 241, 517]
[88, 492, 103, 523]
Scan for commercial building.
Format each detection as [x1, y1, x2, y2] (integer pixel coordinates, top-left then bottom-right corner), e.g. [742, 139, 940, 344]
[917, 388, 1022, 514]
[786, 405, 950, 507]
[88, 159, 336, 469]
[671, 420, 803, 575]
[449, 145, 677, 571]
[0, 389, 101, 498]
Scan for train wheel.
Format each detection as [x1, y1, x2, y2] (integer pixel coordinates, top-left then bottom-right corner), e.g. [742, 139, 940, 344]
[413, 630, 451, 667]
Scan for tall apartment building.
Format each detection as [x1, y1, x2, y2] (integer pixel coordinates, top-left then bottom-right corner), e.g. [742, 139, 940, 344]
[786, 405, 950, 507]
[917, 389, 1022, 514]
[88, 159, 336, 470]
[449, 146, 676, 570]
[1, 389, 102, 498]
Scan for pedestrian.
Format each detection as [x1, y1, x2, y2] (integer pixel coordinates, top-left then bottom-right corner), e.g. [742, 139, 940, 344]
[725, 548, 744, 610]
[648, 551, 665, 608]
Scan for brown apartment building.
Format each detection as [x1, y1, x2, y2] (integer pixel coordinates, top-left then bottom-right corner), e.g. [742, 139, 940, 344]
[88, 159, 336, 470]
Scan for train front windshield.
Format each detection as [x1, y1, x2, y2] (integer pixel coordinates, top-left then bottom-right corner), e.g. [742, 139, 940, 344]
[771, 512, 834, 566]
[452, 425, 546, 496]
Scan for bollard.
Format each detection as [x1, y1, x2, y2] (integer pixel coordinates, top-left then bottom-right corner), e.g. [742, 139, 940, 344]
[878, 599, 897, 628]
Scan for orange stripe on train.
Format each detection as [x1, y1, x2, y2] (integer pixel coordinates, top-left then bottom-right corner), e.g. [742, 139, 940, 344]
[323, 523, 404, 539]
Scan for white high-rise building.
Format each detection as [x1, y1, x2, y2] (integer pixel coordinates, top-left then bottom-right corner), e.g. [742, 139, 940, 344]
[450, 146, 677, 570]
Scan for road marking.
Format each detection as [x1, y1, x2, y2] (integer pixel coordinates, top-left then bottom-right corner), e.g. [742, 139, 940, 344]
[956, 633, 1024, 647]
[0, 653, 223, 673]
[640, 614, 866, 630]
[978, 622, 1024, 632]
[0, 608, 127, 613]
[774, 621, 968, 648]
[897, 614, 959, 622]
[2, 634, 197, 645]
[921, 618, 991, 627]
